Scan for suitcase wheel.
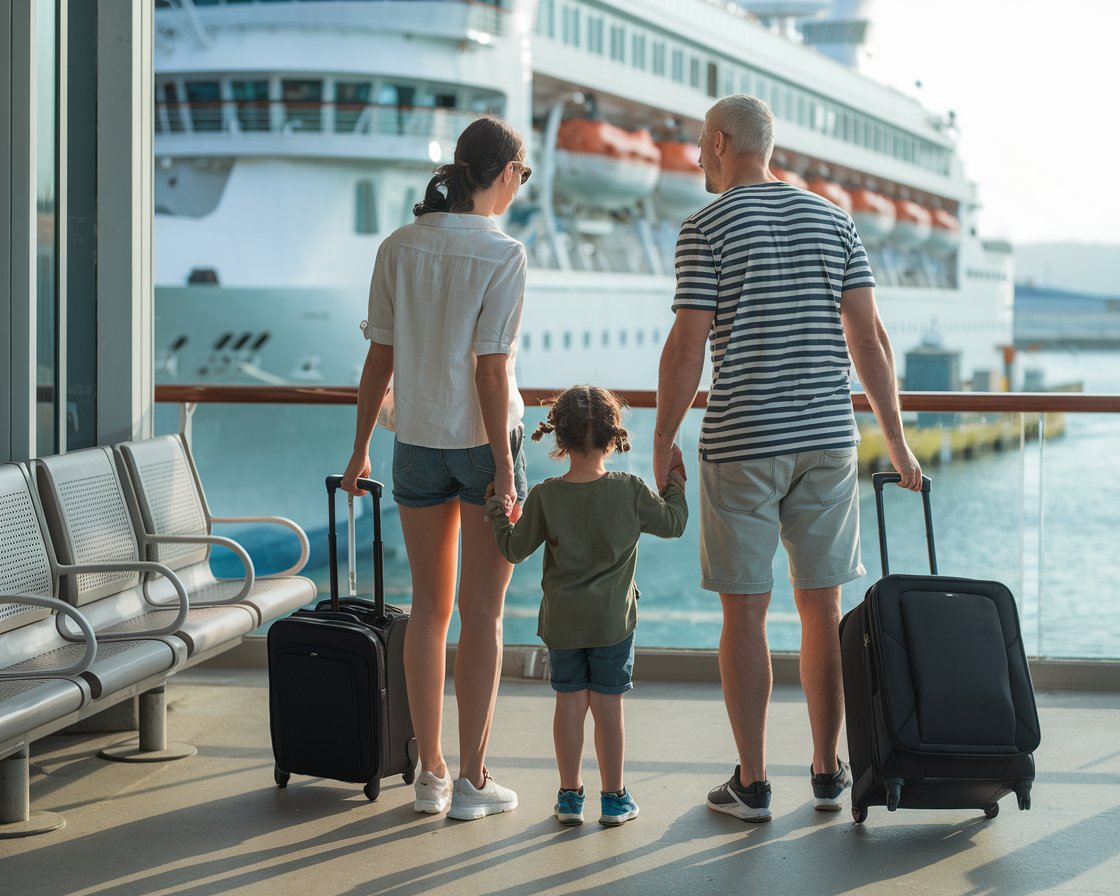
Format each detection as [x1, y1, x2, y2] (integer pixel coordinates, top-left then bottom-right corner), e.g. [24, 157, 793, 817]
[884, 778, 903, 812]
[364, 779, 381, 802]
[852, 805, 868, 824]
[984, 802, 999, 819]
[274, 766, 290, 789]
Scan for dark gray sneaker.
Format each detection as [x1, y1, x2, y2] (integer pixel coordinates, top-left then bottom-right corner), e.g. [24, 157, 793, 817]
[811, 758, 853, 811]
[706, 765, 771, 823]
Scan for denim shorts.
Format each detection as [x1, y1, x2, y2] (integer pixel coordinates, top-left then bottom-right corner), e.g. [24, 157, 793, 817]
[392, 426, 528, 508]
[698, 447, 866, 594]
[548, 631, 636, 695]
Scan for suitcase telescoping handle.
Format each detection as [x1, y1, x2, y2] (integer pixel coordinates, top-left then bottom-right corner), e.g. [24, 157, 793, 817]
[325, 475, 384, 616]
[872, 472, 936, 577]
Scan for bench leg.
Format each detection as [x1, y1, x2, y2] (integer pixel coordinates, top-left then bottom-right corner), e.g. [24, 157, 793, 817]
[99, 687, 197, 763]
[0, 748, 65, 838]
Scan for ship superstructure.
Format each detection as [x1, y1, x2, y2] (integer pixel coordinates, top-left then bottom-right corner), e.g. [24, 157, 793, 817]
[153, 0, 1013, 392]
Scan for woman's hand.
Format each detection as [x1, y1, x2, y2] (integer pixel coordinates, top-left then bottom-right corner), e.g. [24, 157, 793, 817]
[341, 451, 372, 496]
[486, 476, 521, 523]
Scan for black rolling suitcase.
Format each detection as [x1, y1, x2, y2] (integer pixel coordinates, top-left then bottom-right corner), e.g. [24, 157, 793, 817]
[839, 472, 1040, 824]
[268, 475, 417, 800]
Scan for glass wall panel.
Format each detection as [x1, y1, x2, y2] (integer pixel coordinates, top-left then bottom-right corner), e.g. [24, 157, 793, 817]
[36, 0, 59, 455]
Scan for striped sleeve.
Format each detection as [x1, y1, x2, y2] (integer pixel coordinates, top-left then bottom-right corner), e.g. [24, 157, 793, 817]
[842, 220, 877, 291]
[672, 220, 719, 311]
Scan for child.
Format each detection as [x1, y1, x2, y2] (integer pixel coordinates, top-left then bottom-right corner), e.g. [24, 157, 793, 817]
[484, 385, 688, 826]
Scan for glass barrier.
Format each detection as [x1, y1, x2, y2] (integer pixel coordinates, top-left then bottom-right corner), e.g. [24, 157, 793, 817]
[156, 383, 1120, 660]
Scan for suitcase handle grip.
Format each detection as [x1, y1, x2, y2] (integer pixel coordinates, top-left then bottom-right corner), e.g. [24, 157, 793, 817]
[871, 472, 937, 577]
[325, 475, 384, 616]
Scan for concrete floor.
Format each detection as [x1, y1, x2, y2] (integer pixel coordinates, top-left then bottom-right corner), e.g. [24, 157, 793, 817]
[2, 666, 1119, 896]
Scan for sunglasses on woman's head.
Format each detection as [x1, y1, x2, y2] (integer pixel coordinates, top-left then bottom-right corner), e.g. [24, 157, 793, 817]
[512, 162, 532, 184]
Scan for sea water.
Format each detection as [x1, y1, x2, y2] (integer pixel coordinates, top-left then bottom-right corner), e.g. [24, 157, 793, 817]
[161, 348, 1120, 659]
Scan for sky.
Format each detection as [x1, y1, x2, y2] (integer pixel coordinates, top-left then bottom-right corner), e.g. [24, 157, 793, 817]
[857, 0, 1119, 246]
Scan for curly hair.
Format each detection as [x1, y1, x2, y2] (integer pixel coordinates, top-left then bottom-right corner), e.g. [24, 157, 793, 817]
[531, 385, 631, 459]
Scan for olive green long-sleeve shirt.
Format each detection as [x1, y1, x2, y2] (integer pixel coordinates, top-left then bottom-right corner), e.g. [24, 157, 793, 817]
[487, 472, 687, 649]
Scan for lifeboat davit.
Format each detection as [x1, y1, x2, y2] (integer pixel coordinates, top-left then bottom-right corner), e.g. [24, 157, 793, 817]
[653, 140, 708, 220]
[807, 178, 853, 214]
[770, 165, 808, 189]
[927, 208, 961, 255]
[850, 188, 896, 245]
[891, 199, 932, 248]
[553, 119, 661, 210]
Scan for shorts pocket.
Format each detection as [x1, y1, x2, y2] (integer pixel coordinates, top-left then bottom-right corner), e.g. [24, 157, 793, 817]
[805, 448, 857, 507]
[467, 443, 496, 475]
[392, 441, 415, 476]
[713, 458, 776, 513]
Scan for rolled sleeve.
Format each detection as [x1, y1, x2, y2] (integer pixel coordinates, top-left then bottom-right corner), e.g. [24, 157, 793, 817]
[473, 244, 527, 356]
[366, 243, 396, 344]
[672, 220, 719, 312]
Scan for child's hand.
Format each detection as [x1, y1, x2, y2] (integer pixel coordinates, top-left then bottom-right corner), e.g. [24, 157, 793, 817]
[668, 443, 687, 481]
[483, 493, 509, 522]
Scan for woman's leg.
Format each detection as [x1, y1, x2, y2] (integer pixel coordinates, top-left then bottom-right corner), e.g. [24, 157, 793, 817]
[455, 502, 515, 786]
[588, 692, 625, 793]
[554, 690, 590, 791]
[399, 502, 461, 778]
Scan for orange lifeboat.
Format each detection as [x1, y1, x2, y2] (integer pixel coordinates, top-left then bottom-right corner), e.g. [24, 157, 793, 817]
[653, 140, 708, 220]
[553, 119, 661, 210]
[807, 178, 853, 214]
[927, 208, 961, 255]
[891, 199, 932, 248]
[850, 188, 896, 245]
[770, 165, 808, 189]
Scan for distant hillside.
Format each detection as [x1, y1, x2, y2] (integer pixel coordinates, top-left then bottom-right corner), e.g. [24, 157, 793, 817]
[1015, 242, 1120, 294]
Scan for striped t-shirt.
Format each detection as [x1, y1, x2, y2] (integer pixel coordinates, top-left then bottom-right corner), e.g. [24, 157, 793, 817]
[672, 181, 876, 463]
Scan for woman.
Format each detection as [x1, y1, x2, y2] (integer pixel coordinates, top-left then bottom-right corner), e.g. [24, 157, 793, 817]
[342, 115, 530, 821]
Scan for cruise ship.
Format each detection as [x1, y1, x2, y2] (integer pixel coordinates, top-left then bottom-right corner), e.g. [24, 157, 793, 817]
[152, 0, 1014, 396]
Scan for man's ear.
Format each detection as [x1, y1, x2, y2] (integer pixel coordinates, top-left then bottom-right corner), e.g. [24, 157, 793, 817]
[712, 129, 726, 155]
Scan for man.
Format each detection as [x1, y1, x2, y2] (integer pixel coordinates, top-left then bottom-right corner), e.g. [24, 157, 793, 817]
[653, 95, 922, 823]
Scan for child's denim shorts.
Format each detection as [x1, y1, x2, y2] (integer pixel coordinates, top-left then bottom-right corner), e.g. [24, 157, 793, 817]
[548, 631, 636, 695]
[392, 426, 528, 508]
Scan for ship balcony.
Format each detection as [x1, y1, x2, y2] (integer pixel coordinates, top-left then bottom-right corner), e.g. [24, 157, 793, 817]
[155, 100, 482, 162]
[4, 387, 1120, 892]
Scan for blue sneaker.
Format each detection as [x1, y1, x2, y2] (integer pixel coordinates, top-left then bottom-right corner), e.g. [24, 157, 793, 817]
[555, 787, 585, 825]
[599, 789, 639, 826]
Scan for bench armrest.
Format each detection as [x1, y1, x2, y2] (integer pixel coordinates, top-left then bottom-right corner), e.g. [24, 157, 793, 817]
[142, 534, 255, 603]
[210, 515, 310, 577]
[55, 560, 190, 640]
[0, 594, 98, 680]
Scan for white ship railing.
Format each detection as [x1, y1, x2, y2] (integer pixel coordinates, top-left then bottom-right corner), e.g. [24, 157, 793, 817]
[155, 100, 481, 145]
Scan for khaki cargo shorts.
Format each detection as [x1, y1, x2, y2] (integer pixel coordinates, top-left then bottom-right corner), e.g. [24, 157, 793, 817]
[698, 447, 865, 595]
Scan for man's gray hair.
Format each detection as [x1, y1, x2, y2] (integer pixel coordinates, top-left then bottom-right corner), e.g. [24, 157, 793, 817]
[707, 95, 775, 161]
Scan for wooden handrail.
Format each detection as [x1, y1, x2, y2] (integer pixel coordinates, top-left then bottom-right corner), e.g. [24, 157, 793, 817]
[153, 384, 1120, 414]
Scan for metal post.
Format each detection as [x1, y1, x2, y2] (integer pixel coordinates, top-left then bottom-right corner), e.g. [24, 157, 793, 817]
[0, 750, 30, 823]
[138, 686, 167, 752]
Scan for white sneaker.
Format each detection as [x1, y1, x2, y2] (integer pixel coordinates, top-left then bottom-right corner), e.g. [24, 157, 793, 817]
[414, 769, 452, 814]
[447, 771, 518, 821]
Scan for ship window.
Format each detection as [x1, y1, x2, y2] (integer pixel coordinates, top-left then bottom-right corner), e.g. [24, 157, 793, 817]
[252, 332, 271, 351]
[522, 333, 531, 351]
[689, 57, 701, 89]
[543, 332, 552, 350]
[601, 330, 610, 347]
[159, 82, 185, 133]
[610, 25, 625, 62]
[562, 7, 580, 47]
[583, 331, 591, 348]
[632, 33, 646, 69]
[740, 72, 751, 93]
[231, 79, 270, 132]
[184, 80, 221, 132]
[652, 42, 666, 76]
[214, 333, 233, 350]
[724, 71, 735, 97]
[636, 329, 645, 346]
[671, 49, 684, 83]
[619, 329, 628, 347]
[282, 79, 322, 133]
[233, 333, 252, 351]
[536, 0, 555, 37]
[588, 17, 603, 54]
[336, 81, 371, 133]
[563, 331, 572, 349]
[707, 62, 719, 98]
[355, 180, 379, 234]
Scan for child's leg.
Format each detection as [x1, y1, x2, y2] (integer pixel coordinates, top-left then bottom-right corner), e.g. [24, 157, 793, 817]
[589, 692, 625, 793]
[554, 690, 590, 790]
